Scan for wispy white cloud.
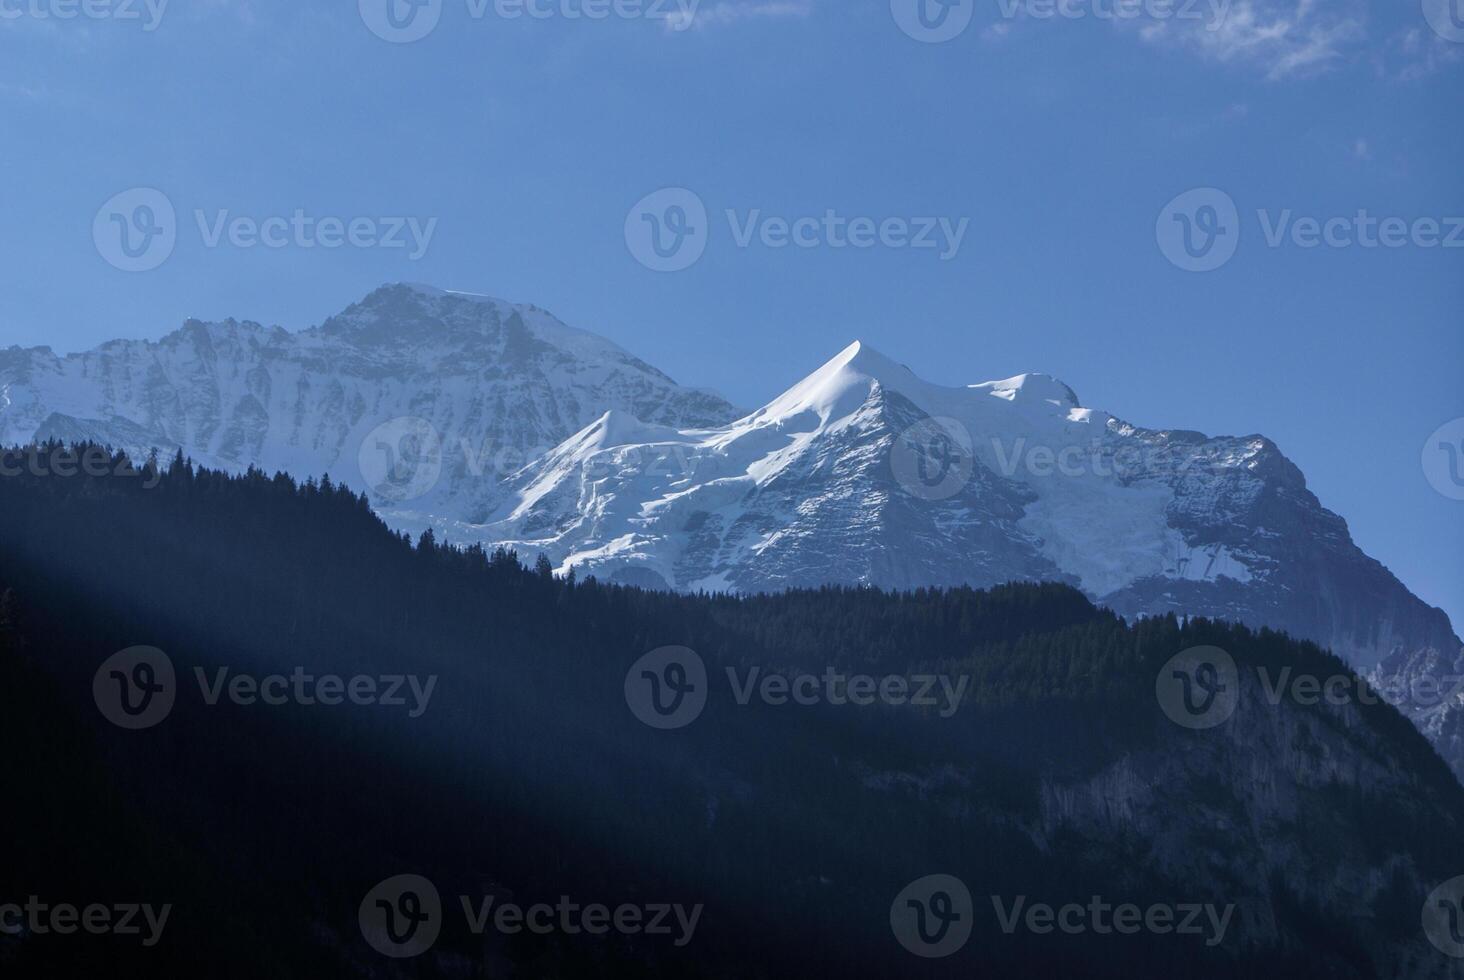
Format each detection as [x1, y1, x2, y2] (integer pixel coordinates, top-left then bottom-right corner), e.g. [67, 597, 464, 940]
[1381, 25, 1463, 81]
[0, 81, 50, 101]
[664, 0, 814, 32]
[1137, 0, 1366, 80]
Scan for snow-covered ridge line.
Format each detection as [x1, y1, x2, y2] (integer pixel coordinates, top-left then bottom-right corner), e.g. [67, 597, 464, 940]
[0, 283, 1456, 680]
[434, 335, 1455, 677]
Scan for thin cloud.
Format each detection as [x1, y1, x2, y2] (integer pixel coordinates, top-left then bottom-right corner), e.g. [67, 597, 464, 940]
[664, 0, 814, 32]
[1381, 26, 1463, 81]
[1135, 0, 1367, 80]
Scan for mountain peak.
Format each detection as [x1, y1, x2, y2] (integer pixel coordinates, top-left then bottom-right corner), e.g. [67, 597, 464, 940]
[972, 373, 1081, 409]
[755, 340, 923, 424]
[830, 339, 913, 378]
[391, 282, 518, 308]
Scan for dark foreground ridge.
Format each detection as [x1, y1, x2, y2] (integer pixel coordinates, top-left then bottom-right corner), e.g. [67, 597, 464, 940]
[2, 443, 1462, 978]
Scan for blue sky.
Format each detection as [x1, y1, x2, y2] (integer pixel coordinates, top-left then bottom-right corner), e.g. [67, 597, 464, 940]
[2, 0, 1461, 629]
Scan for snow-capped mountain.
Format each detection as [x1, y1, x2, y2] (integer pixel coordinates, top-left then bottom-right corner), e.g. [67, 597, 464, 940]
[469, 340, 1459, 673]
[1, 284, 1455, 681]
[0, 283, 740, 525]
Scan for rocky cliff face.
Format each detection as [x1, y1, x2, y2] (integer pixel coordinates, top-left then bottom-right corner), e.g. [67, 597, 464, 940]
[1370, 645, 1464, 783]
[2, 284, 1454, 697]
[472, 340, 1458, 678]
[0, 284, 739, 526]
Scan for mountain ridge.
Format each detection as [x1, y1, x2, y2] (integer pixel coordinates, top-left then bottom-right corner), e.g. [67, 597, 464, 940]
[1, 284, 1455, 679]
[458, 321, 1458, 679]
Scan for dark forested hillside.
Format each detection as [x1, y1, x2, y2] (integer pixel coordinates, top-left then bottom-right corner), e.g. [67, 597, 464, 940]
[2, 443, 1462, 978]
